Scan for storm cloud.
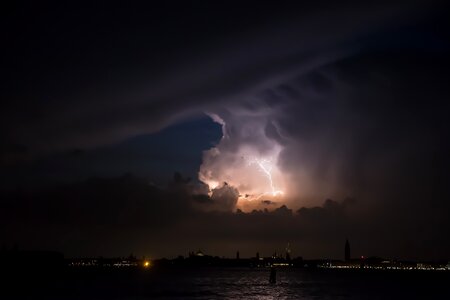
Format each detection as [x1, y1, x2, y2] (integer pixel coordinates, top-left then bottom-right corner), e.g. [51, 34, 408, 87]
[1, 1, 449, 260]
[2, 1, 439, 154]
[1, 174, 448, 260]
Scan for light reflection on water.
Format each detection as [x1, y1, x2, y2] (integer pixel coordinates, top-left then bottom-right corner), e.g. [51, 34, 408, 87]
[11, 267, 450, 299]
[134, 267, 449, 299]
[187, 270, 306, 299]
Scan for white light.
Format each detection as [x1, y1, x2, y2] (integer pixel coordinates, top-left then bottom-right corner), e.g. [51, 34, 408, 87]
[246, 156, 283, 197]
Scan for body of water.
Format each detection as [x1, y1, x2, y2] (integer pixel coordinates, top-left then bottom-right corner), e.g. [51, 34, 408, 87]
[4, 267, 450, 299]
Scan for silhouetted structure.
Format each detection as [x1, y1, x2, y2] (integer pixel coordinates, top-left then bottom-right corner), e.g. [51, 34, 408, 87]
[345, 239, 351, 262]
[269, 266, 277, 283]
[285, 242, 291, 261]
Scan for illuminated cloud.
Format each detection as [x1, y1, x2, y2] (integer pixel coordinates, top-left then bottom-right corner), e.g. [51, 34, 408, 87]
[199, 112, 286, 210]
[210, 183, 239, 212]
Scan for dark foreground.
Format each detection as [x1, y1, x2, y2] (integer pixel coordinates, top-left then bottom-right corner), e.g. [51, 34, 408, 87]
[3, 267, 450, 299]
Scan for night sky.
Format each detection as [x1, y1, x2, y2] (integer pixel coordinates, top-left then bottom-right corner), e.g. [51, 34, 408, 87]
[1, 1, 450, 260]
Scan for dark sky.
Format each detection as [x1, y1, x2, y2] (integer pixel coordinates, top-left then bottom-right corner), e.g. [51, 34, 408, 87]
[1, 1, 450, 260]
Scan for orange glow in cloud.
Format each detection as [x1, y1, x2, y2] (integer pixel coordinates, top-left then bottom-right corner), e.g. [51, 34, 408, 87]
[199, 144, 287, 210]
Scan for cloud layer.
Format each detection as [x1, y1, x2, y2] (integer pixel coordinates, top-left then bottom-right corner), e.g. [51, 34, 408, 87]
[1, 174, 448, 260]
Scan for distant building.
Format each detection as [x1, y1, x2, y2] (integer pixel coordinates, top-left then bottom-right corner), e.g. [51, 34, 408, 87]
[345, 239, 351, 262]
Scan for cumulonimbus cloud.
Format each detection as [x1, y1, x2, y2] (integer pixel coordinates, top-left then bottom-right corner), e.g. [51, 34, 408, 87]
[1, 1, 436, 156]
[2, 1, 449, 260]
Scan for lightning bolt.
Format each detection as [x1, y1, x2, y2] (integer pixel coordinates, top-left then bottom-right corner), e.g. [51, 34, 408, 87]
[247, 157, 283, 196]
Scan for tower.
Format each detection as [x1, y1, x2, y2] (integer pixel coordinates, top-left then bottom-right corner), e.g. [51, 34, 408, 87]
[285, 242, 291, 261]
[345, 239, 350, 262]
